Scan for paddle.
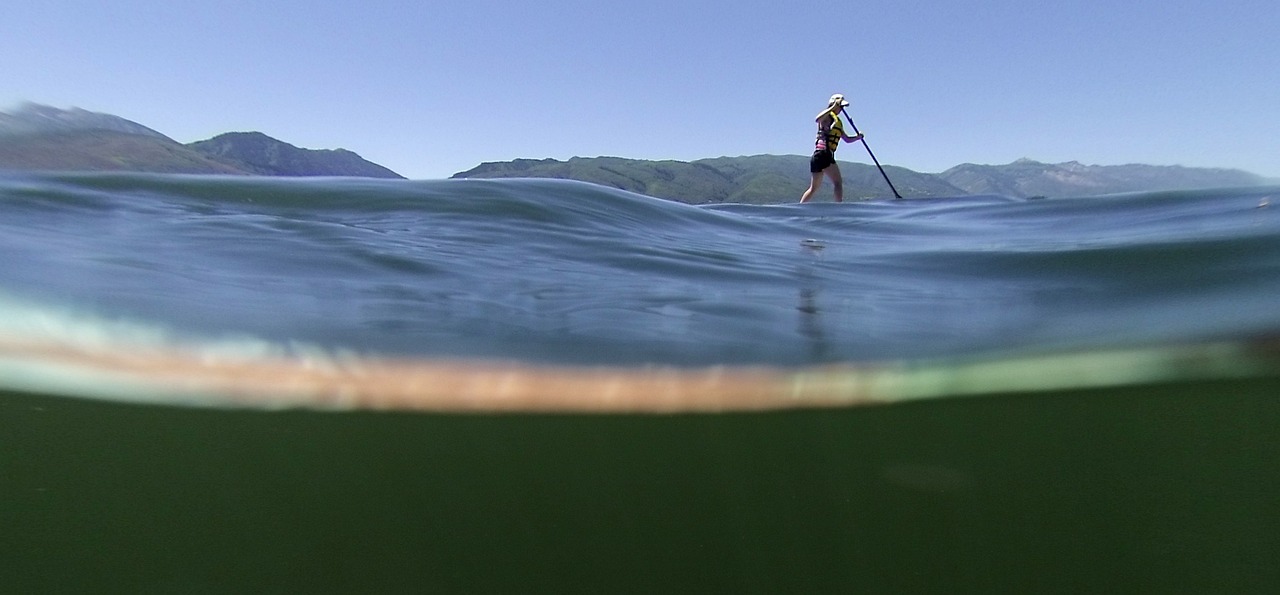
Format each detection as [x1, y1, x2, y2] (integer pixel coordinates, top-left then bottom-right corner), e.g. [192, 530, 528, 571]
[842, 108, 902, 199]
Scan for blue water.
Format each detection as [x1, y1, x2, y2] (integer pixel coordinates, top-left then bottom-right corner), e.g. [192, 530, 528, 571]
[5, 172, 1280, 594]
[1, 172, 1278, 367]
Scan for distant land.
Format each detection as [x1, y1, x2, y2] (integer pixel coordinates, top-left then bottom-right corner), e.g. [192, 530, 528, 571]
[3, 103, 1273, 203]
[0, 103, 403, 179]
[454, 156, 1273, 204]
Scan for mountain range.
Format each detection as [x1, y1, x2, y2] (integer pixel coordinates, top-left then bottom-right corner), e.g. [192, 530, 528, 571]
[3, 104, 1272, 202]
[0, 103, 403, 178]
[454, 156, 1272, 204]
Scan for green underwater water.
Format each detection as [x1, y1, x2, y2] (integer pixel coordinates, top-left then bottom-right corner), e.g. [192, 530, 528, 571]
[3, 378, 1278, 594]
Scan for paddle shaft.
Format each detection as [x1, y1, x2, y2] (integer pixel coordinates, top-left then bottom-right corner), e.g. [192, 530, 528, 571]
[842, 108, 902, 199]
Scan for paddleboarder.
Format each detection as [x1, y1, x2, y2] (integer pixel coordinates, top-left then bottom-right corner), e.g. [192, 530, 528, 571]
[801, 93, 864, 203]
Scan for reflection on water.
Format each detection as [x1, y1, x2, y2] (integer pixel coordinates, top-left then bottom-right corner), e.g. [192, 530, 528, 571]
[798, 238, 831, 361]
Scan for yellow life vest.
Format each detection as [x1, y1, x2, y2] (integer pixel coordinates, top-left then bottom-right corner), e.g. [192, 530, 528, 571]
[814, 112, 845, 153]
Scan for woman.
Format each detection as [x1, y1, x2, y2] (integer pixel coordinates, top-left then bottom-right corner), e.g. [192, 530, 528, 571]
[800, 94, 864, 203]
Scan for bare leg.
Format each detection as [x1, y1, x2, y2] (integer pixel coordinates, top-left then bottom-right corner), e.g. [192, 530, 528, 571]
[800, 171, 824, 203]
[827, 162, 844, 202]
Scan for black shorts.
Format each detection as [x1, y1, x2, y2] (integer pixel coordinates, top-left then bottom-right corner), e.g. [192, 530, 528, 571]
[810, 149, 835, 173]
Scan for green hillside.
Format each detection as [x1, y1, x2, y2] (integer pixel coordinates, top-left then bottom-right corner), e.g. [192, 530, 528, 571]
[938, 159, 1268, 198]
[188, 132, 404, 178]
[455, 155, 1272, 204]
[454, 155, 960, 204]
[0, 130, 250, 174]
[0, 104, 403, 178]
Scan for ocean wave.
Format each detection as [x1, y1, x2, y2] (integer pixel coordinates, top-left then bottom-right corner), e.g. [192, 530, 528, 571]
[2, 172, 1279, 368]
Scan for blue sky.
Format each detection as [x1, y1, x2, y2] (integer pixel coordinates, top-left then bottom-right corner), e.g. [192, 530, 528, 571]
[3, 0, 1276, 179]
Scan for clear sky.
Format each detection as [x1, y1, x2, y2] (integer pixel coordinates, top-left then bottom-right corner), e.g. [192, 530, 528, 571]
[3, 0, 1277, 179]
